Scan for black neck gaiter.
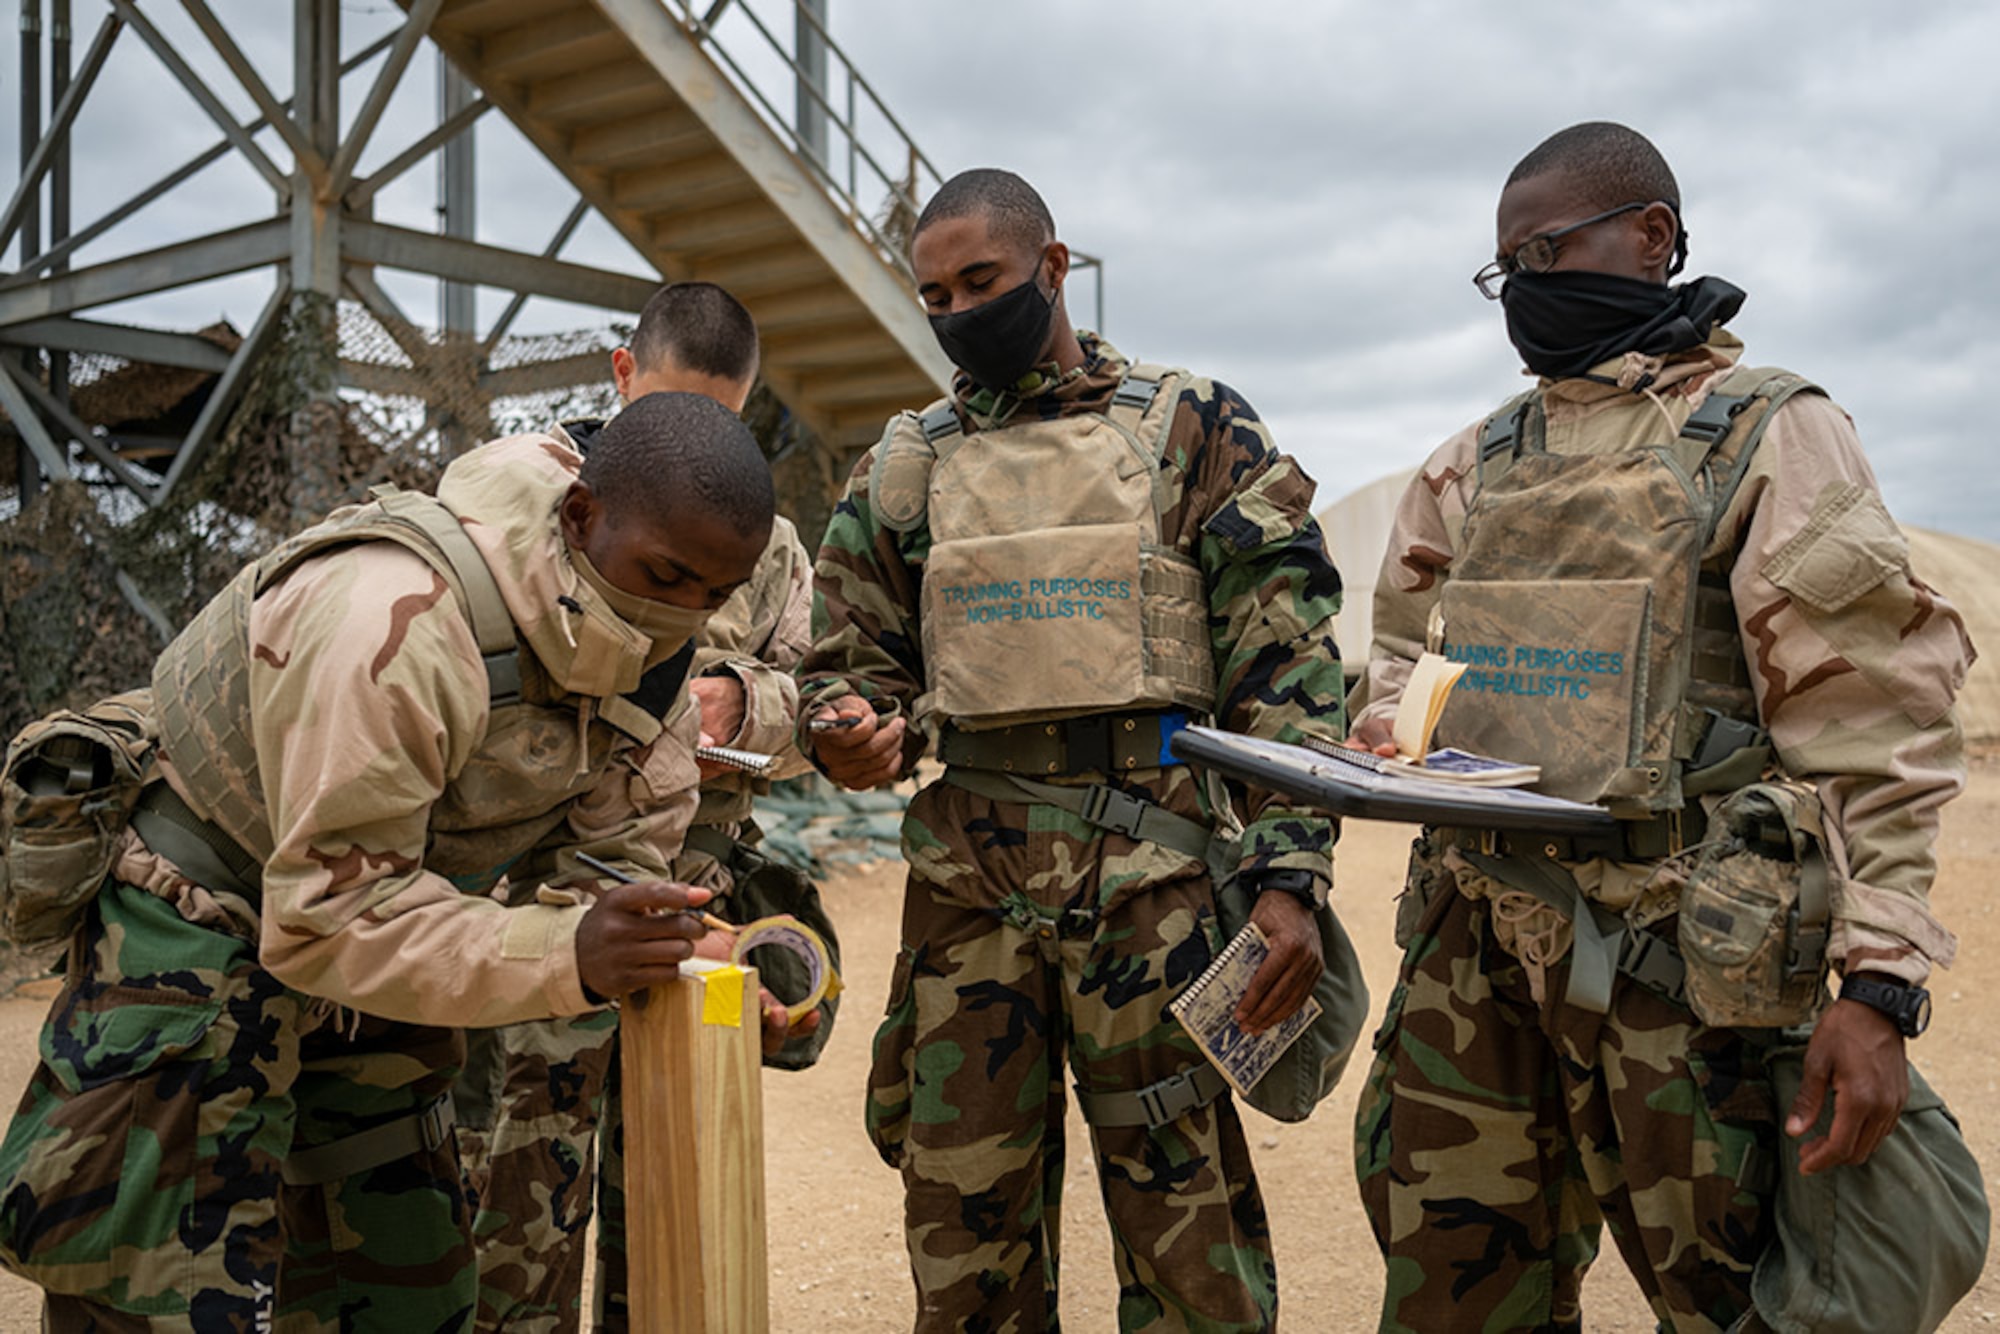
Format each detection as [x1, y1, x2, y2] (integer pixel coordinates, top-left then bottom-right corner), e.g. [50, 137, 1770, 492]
[1501, 272, 1747, 380]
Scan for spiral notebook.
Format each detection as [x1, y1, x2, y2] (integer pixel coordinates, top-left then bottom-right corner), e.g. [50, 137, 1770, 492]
[1168, 921, 1321, 1098]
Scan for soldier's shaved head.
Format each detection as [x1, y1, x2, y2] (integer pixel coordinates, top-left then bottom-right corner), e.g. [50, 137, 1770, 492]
[1507, 121, 1681, 216]
[912, 168, 1055, 257]
[581, 390, 773, 538]
[627, 282, 760, 385]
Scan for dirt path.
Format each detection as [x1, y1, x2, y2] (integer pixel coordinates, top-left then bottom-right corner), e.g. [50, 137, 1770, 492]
[0, 762, 1996, 1330]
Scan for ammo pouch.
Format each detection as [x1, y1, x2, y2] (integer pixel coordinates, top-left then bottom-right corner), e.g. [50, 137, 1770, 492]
[1678, 780, 1831, 1031]
[0, 691, 157, 956]
[687, 825, 842, 1073]
[1738, 1043, 1988, 1333]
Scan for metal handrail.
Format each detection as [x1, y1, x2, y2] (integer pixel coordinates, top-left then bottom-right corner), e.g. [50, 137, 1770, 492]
[670, 0, 1103, 329]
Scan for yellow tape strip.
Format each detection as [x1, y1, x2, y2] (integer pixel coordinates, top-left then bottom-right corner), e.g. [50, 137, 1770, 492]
[701, 964, 746, 1028]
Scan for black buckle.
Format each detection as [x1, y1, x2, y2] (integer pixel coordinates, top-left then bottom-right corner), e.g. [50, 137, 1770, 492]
[1065, 715, 1114, 774]
[1078, 784, 1148, 840]
[419, 1094, 454, 1153]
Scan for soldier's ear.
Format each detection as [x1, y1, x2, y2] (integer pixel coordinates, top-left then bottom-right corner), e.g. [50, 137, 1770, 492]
[1042, 241, 1070, 297]
[557, 482, 600, 549]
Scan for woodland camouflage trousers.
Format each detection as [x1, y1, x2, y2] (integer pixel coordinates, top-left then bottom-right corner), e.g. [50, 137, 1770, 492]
[1355, 879, 1776, 1334]
[0, 881, 474, 1332]
[868, 777, 1278, 1334]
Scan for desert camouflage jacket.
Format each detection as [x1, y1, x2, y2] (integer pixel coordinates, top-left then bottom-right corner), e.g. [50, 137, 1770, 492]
[1357, 331, 1974, 985]
[798, 334, 1348, 882]
[147, 434, 701, 1027]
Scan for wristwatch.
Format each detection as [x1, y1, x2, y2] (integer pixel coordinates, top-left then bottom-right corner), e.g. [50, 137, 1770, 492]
[1840, 975, 1932, 1038]
[1243, 868, 1324, 911]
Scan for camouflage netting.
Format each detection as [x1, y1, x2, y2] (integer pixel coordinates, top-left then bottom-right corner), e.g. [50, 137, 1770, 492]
[0, 292, 845, 747]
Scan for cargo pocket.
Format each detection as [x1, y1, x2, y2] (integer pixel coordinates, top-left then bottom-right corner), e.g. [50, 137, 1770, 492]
[864, 946, 918, 1169]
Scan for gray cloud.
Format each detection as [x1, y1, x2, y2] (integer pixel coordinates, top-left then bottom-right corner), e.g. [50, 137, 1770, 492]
[5, 0, 1994, 542]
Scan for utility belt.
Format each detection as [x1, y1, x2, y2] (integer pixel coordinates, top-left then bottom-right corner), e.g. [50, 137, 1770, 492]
[1446, 802, 1708, 868]
[937, 709, 1193, 778]
[1438, 776, 1831, 1028]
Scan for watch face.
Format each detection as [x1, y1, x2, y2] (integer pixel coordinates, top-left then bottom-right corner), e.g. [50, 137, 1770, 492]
[1908, 989, 1933, 1037]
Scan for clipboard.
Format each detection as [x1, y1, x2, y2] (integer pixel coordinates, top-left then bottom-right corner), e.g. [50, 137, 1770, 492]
[1169, 726, 1619, 833]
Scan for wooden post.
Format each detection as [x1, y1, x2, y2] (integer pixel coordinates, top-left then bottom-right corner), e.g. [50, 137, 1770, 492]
[621, 960, 768, 1333]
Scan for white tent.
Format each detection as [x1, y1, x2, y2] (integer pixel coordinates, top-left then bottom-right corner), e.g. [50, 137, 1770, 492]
[1317, 473, 2000, 744]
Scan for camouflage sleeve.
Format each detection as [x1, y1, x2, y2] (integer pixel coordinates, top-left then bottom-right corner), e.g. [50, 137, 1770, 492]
[1720, 392, 1974, 985]
[247, 544, 596, 1027]
[533, 700, 702, 883]
[1170, 378, 1347, 886]
[1353, 424, 1482, 731]
[794, 441, 931, 771]
[691, 516, 815, 779]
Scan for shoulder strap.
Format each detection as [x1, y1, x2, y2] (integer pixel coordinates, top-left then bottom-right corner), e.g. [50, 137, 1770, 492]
[369, 487, 523, 707]
[868, 401, 955, 534]
[1676, 367, 1823, 547]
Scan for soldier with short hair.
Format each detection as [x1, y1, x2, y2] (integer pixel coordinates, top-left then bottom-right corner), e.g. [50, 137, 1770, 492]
[462, 280, 825, 1332]
[0, 392, 775, 1331]
[1351, 121, 1975, 1332]
[799, 167, 1349, 1332]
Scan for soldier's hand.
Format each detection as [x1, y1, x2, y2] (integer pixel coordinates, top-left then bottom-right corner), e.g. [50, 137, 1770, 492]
[1787, 993, 1909, 1175]
[1347, 716, 1397, 758]
[691, 675, 748, 779]
[809, 695, 906, 789]
[1234, 889, 1324, 1033]
[574, 880, 715, 1000]
[758, 991, 822, 1058]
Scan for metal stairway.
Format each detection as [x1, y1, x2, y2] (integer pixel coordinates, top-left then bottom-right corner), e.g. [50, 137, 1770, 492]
[417, 0, 953, 451]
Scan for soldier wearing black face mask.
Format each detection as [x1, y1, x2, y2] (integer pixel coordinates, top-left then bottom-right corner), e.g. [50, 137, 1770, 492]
[1351, 121, 1979, 1334]
[795, 167, 1359, 1332]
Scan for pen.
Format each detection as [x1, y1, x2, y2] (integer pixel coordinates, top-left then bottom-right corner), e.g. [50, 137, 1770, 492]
[574, 852, 735, 933]
[808, 715, 864, 733]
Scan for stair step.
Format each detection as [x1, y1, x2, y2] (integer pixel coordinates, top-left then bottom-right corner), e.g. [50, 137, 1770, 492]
[758, 323, 902, 368]
[649, 200, 796, 257]
[610, 156, 760, 212]
[744, 282, 863, 332]
[482, 11, 625, 80]
[570, 106, 712, 170]
[528, 61, 675, 126]
[435, 0, 555, 38]
[795, 364, 939, 407]
[691, 242, 833, 299]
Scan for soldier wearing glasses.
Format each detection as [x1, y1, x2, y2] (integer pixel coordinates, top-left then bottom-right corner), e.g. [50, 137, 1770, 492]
[1350, 122, 1972, 1331]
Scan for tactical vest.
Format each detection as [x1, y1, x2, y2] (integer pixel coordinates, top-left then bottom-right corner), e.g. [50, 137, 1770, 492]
[1432, 365, 1819, 818]
[869, 365, 1216, 732]
[150, 488, 690, 897]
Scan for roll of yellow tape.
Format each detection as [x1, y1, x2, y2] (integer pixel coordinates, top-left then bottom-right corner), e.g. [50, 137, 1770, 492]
[729, 913, 843, 1026]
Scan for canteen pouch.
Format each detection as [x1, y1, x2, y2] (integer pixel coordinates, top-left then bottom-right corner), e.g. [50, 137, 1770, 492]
[1212, 862, 1370, 1122]
[1678, 780, 1830, 1030]
[1741, 1045, 1988, 1333]
[0, 690, 157, 957]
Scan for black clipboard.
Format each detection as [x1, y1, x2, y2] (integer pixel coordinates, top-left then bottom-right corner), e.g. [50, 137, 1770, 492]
[1170, 726, 1619, 834]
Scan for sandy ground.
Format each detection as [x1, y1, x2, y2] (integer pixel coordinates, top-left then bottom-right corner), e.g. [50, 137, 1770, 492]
[0, 759, 1996, 1330]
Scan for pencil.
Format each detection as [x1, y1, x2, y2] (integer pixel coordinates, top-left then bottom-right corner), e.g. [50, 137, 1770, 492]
[573, 852, 736, 933]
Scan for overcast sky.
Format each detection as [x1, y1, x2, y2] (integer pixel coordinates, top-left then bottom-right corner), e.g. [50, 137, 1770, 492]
[4, 1, 1995, 540]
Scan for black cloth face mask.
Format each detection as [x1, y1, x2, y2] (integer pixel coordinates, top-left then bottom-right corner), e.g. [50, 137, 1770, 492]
[929, 268, 1056, 392]
[1501, 271, 1746, 380]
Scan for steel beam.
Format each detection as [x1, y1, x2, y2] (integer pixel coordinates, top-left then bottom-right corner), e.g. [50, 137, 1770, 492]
[480, 197, 591, 355]
[0, 220, 289, 327]
[0, 356, 72, 480]
[345, 219, 657, 312]
[107, 0, 289, 195]
[0, 11, 118, 257]
[3, 32, 399, 285]
[323, 0, 443, 201]
[0, 316, 234, 371]
[178, 0, 324, 178]
[0, 355, 160, 503]
[344, 92, 491, 210]
[159, 279, 289, 499]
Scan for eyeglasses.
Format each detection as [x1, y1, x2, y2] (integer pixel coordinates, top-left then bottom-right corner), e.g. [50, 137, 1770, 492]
[1472, 201, 1652, 300]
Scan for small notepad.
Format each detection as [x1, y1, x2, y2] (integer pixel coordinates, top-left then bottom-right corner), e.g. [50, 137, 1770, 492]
[1168, 922, 1321, 1098]
[1392, 652, 1469, 761]
[695, 744, 777, 776]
